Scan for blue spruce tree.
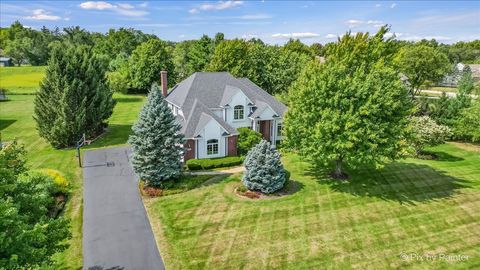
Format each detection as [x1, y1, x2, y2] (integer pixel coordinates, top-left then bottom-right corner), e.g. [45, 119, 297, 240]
[129, 84, 184, 186]
[242, 140, 286, 194]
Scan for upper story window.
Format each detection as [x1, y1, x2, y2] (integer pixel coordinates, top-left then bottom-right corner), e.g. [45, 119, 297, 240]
[234, 105, 244, 120]
[207, 139, 219, 155]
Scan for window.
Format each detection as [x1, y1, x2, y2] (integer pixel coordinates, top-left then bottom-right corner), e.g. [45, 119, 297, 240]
[233, 105, 244, 120]
[207, 139, 219, 155]
[277, 123, 283, 137]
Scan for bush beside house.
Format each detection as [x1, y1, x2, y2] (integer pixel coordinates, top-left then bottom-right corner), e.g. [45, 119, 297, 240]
[237, 127, 263, 156]
[186, 156, 243, 170]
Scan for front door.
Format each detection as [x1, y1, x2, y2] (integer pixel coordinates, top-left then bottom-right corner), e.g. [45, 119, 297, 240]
[259, 120, 271, 141]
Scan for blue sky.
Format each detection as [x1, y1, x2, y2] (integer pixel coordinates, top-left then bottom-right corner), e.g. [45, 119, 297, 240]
[1, 1, 479, 44]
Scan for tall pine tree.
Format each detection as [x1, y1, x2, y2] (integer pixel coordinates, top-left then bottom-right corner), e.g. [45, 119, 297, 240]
[34, 43, 115, 148]
[242, 140, 286, 194]
[128, 84, 184, 186]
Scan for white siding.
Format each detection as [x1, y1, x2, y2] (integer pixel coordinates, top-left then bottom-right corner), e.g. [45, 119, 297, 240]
[196, 119, 226, 159]
[225, 91, 251, 129]
[258, 106, 276, 120]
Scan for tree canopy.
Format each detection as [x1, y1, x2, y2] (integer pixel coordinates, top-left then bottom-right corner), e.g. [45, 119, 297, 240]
[284, 28, 414, 178]
[394, 44, 450, 96]
[126, 39, 176, 93]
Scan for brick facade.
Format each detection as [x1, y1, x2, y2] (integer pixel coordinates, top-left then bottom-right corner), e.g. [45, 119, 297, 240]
[183, 139, 196, 161]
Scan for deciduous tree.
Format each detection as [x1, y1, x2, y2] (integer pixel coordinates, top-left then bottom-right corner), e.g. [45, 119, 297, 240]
[394, 44, 450, 97]
[127, 39, 176, 93]
[284, 28, 413, 178]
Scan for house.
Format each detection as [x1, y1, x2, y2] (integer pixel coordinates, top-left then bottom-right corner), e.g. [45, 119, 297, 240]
[0, 57, 13, 67]
[441, 63, 480, 86]
[161, 71, 287, 161]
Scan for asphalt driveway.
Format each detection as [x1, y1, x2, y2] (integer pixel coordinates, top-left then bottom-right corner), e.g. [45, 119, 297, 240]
[82, 146, 164, 270]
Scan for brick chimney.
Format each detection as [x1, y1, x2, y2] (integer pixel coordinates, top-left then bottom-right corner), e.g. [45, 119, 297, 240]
[160, 70, 168, 97]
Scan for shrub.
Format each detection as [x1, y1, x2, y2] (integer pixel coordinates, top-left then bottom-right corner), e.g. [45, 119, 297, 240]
[38, 169, 69, 194]
[410, 116, 452, 155]
[237, 127, 263, 155]
[242, 140, 286, 194]
[186, 156, 243, 170]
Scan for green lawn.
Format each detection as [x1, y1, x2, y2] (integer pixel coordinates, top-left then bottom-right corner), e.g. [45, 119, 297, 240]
[0, 93, 146, 268]
[0, 66, 46, 94]
[147, 143, 480, 269]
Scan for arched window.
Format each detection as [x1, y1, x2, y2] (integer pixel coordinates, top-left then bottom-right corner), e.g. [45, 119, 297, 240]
[207, 139, 219, 155]
[234, 105, 244, 120]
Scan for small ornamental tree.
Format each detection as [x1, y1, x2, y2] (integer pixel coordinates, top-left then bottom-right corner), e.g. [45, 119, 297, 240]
[410, 116, 452, 155]
[128, 84, 184, 187]
[34, 43, 115, 148]
[237, 127, 263, 155]
[242, 140, 286, 194]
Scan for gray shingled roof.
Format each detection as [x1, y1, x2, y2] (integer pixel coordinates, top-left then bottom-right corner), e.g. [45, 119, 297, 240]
[166, 72, 286, 139]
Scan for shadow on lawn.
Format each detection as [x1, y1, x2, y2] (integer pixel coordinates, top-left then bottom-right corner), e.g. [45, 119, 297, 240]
[0, 119, 16, 131]
[83, 124, 133, 149]
[307, 162, 471, 205]
[424, 151, 464, 162]
[114, 96, 144, 103]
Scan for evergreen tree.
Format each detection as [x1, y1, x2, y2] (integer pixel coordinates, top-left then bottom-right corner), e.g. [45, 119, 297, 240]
[242, 140, 286, 194]
[128, 84, 184, 187]
[34, 44, 115, 148]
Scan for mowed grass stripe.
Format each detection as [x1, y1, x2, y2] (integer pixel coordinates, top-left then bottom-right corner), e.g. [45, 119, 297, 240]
[148, 143, 480, 269]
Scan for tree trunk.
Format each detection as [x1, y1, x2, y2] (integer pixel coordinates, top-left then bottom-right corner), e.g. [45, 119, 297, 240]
[331, 158, 348, 180]
[335, 159, 343, 176]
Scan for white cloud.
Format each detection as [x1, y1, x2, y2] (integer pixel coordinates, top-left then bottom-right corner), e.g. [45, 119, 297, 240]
[325, 34, 337, 39]
[79, 1, 148, 17]
[375, 4, 382, 7]
[384, 32, 403, 38]
[242, 34, 258, 39]
[401, 35, 451, 41]
[139, 2, 148, 8]
[189, 1, 243, 14]
[24, 9, 61, 21]
[272, 32, 320, 39]
[118, 3, 134, 9]
[346, 19, 363, 27]
[79, 1, 114, 10]
[367, 20, 384, 28]
[390, 3, 397, 8]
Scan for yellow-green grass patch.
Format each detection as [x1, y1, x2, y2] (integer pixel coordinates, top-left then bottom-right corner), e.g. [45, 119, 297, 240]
[0, 66, 46, 94]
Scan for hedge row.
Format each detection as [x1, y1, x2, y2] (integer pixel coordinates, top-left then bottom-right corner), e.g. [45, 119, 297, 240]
[186, 156, 244, 170]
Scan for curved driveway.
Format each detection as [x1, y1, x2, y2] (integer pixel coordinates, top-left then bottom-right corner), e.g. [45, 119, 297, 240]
[82, 146, 164, 270]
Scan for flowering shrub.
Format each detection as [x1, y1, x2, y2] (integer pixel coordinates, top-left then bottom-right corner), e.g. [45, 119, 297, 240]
[410, 116, 452, 154]
[39, 169, 69, 194]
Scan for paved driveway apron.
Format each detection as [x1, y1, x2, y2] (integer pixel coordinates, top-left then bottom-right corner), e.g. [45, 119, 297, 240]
[83, 146, 164, 270]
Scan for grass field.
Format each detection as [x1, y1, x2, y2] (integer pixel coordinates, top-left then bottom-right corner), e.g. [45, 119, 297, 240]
[0, 93, 146, 268]
[146, 143, 480, 269]
[0, 66, 46, 94]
